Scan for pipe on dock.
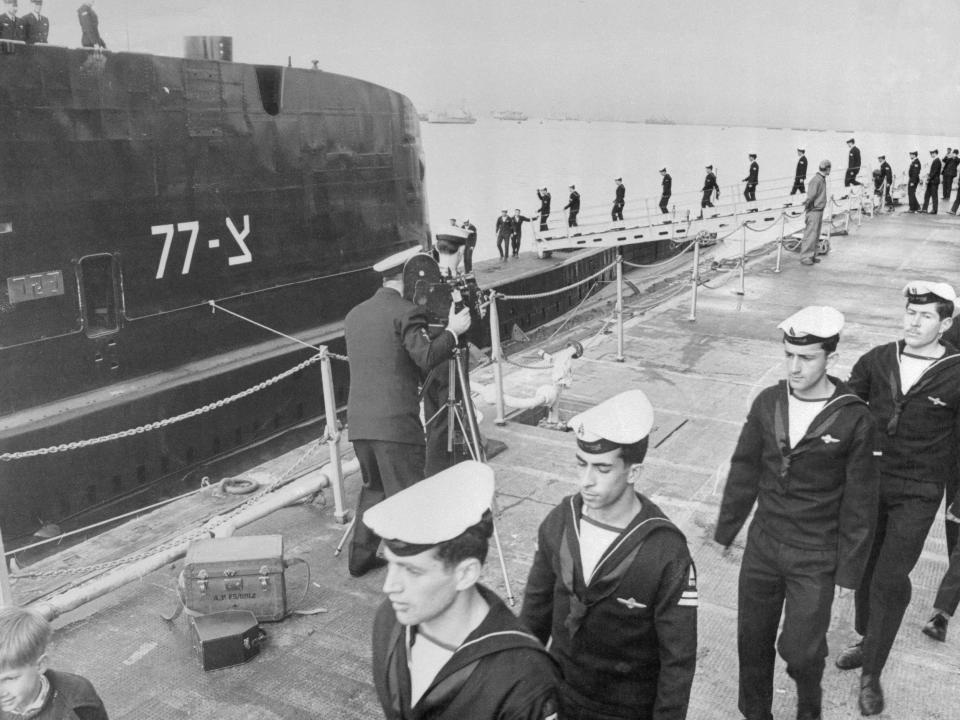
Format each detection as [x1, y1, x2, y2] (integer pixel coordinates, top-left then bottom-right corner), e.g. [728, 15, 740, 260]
[31, 458, 359, 622]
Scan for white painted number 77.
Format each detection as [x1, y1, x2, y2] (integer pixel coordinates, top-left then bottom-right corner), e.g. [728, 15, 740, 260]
[152, 216, 253, 279]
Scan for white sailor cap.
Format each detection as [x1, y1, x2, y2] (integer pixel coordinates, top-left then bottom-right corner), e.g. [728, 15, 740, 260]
[705, 164, 713, 170]
[909, 150, 918, 156]
[372, 246, 422, 275]
[569, 390, 654, 454]
[362, 461, 495, 551]
[659, 167, 667, 172]
[903, 280, 956, 305]
[436, 225, 469, 245]
[614, 176, 622, 182]
[778, 306, 844, 345]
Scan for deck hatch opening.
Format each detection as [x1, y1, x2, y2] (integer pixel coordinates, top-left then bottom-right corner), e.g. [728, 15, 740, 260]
[79, 254, 119, 337]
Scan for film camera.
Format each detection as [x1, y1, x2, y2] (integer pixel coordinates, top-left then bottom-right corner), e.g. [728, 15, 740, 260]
[402, 253, 489, 345]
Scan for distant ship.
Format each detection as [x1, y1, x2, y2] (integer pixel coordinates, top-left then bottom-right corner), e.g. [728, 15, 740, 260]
[644, 116, 676, 125]
[426, 110, 477, 124]
[491, 110, 527, 122]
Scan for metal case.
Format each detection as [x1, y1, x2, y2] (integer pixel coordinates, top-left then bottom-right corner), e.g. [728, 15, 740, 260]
[183, 535, 286, 622]
[190, 610, 266, 671]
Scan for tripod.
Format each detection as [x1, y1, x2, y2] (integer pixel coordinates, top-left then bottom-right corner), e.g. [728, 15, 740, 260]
[423, 343, 516, 605]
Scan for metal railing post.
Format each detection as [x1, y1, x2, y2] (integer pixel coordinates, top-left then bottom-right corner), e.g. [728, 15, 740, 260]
[615, 255, 625, 362]
[688, 238, 701, 322]
[736, 225, 747, 296]
[488, 294, 507, 425]
[774, 213, 785, 273]
[644, 199, 653, 230]
[0, 529, 12, 607]
[319, 346, 348, 523]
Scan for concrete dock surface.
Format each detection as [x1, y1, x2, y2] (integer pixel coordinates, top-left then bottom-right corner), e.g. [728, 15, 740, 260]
[10, 207, 960, 719]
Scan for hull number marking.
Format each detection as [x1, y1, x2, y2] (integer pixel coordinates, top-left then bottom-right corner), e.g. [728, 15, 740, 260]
[152, 215, 253, 279]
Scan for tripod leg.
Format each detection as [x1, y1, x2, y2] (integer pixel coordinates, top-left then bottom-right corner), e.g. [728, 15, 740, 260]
[334, 515, 356, 556]
[447, 358, 457, 454]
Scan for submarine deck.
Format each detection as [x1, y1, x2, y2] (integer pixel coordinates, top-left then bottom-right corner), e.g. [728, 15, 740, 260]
[5, 208, 959, 720]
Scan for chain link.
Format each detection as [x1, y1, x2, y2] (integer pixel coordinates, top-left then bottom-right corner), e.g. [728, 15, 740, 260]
[496, 259, 618, 301]
[1, 353, 324, 461]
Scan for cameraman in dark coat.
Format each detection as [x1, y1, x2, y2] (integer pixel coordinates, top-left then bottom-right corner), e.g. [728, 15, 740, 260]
[344, 246, 471, 577]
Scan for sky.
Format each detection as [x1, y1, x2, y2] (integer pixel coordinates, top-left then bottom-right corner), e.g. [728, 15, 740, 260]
[32, 0, 959, 134]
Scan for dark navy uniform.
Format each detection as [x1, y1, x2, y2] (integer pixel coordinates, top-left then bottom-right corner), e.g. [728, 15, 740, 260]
[941, 153, 958, 201]
[373, 585, 561, 720]
[846, 340, 960, 677]
[0, 8, 20, 53]
[17, 8, 47, 44]
[791, 153, 808, 195]
[537, 188, 551, 231]
[922, 153, 941, 214]
[564, 188, 580, 227]
[743, 158, 759, 202]
[78, 3, 105, 48]
[908, 155, 921, 211]
[845, 143, 861, 186]
[877, 159, 893, 209]
[460, 221, 477, 273]
[522, 493, 697, 720]
[701, 169, 718, 211]
[511, 213, 533, 256]
[659, 171, 672, 213]
[612, 181, 625, 221]
[930, 491, 960, 622]
[344, 285, 457, 576]
[716, 379, 878, 720]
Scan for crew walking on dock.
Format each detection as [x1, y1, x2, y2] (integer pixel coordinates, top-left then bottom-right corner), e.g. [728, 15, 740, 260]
[495, 209, 512, 260]
[845, 138, 861, 186]
[833, 281, 960, 716]
[565, 184, 580, 227]
[791, 149, 808, 194]
[907, 151, 921, 212]
[536, 186, 551, 230]
[876, 155, 893, 210]
[942, 148, 958, 201]
[716, 306, 878, 720]
[743, 153, 759, 204]
[612, 177, 625, 221]
[922, 149, 941, 214]
[510, 208, 532, 257]
[659, 167, 672, 213]
[700, 164, 719, 216]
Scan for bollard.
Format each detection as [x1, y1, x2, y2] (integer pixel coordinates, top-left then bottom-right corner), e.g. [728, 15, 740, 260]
[736, 225, 746, 296]
[488, 294, 507, 425]
[615, 255, 625, 362]
[319, 346, 348, 523]
[688, 237, 701, 322]
[0, 527, 12, 606]
[774, 213, 785, 273]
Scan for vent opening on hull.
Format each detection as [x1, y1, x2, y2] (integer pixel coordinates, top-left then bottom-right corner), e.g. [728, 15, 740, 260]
[79, 254, 119, 337]
[255, 67, 282, 115]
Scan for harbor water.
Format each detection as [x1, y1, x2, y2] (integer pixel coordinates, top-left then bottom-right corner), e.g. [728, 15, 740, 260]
[422, 119, 956, 261]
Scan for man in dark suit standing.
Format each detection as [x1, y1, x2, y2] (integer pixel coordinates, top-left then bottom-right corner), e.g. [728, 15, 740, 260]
[659, 168, 672, 214]
[495, 209, 511, 260]
[743, 153, 759, 205]
[877, 156, 894, 210]
[791, 149, 808, 195]
[611, 177, 625, 222]
[922, 149, 941, 214]
[0, 0, 21, 52]
[845, 138, 861, 187]
[536, 186, 551, 231]
[941, 148, 958, 201]
[907, 151, 921, 212]
[344, 246, 471, 577]
[78, 1, 105, 48]
[17, 0, 46, 43]
[460, 218, 477, 272]
[564, 184, 580, 227]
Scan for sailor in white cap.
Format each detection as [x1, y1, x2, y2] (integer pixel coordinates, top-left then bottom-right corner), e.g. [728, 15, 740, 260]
[343, 246, 471, 577]
[845, 137, 861, 187]
[907, 150, 922, 212]
[716, 306, 878, 720]
[743, 153, 759, 205]
[521, 390, 697, 720]
[834, 280, 960, 715]
[791, 149, 808, 195]
[564, 184, 580, 227]
[659, 167, 672, 214]
[611, 177, 625, 222]
[536, 186, 551, 231]
[922, 149, 942, 214]
[700, 164, 719, 216]
[367, 461, 561, 720]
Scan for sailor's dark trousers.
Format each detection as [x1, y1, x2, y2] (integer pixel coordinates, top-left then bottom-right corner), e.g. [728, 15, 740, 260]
[844, 168, 860, 186]
[934, 526, 960, 616]
[659, 193, 670, 213]
[923, 182, 939, 213]
[743, 184, 756, 202]
[909, 181, 921, 211]
[701, 191, 714, 209]
[790, 178, 805, 195]
[942, 175, 955, 200]
[854, 476, 941, 675]
[737, 525, 835, 720]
